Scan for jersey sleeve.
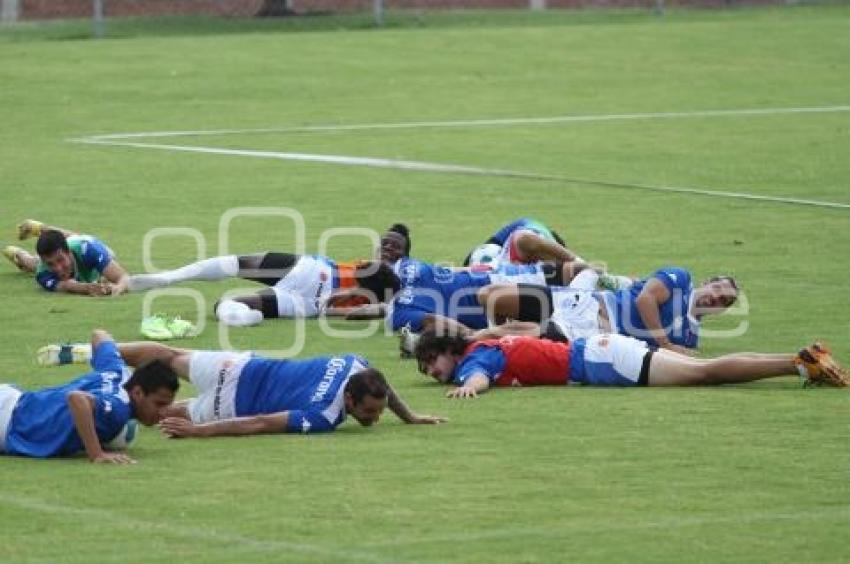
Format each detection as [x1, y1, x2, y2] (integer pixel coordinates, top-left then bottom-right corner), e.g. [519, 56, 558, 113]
[36, 269, 60, 292]
[454, 347, 506, 385]
[652, 267, 692, 294]
[80, 238, 112, 273]
[284, 409, 338, 434]
[390, 302, 428, 332]
[93, 394, 132, 436]
[91, 340, 126, 373]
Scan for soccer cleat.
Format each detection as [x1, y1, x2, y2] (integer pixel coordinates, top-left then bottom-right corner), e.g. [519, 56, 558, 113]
[37, 343, 92, 367]
[17, 219, 44, 241]
[140, 314, 174, 340]
[399, 325, 420, 359]
[795, 342, 849, 388]
[3, 245, 27, 271]
[166, 317, 196, 339]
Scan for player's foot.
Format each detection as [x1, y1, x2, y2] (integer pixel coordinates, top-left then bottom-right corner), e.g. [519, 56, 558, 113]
[399, 325, 420, 359]
[166, 316, 196, 339]
[37, 343, 92, 366]
[3, 245, 28, 271]
[795, 342, 849, 388]
[17, 219, 44, 240]
[140, 314, 174, 340]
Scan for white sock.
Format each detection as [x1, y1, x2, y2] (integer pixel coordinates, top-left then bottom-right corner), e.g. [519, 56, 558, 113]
[130, 256, 239, 291]
[216, 300, 264, 327]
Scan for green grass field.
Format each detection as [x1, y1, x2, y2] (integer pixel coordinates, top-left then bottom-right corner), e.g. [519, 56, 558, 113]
[1, 5, 849, 562]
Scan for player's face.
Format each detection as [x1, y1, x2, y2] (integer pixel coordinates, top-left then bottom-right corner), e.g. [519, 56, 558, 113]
[346, 394, 388, 427]
[130, 386, 177, 426]
[379, 232, 407, 264]
[42, 249, 74, 281]
[695, 279, 738, 313]
[422, 353, 457, 384]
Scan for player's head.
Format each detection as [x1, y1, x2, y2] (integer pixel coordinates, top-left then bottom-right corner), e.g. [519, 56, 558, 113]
[36, 229, 74, 281]
[344, 368, 389, 426]
[123, 360, 180, 426]
[379, 223, 410, 264]
[694, 275, 739, 314]
[355, 261, 401, 303]
[414, 330, 469, 384]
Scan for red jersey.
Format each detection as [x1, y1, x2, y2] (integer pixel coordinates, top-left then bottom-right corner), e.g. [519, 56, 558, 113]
[460, 336, 572, 387]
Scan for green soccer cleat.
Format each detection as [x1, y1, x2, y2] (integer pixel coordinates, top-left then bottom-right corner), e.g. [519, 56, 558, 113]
[166, 316, 197, 339]
[140, 314, 174, 341]
[17, 219, 44, 241]
[37, 343, 92, 367]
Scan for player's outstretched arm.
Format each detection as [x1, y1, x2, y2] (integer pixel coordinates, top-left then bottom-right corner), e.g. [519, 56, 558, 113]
[446, 374, 490, 399]
[67, 391, 135, 464]
[159, 412, 288, 438]
[56, 279, 108, 296]
[386, 385, 447, 425]
[101, 260, 130, 296]
[635, 279, 694, 356]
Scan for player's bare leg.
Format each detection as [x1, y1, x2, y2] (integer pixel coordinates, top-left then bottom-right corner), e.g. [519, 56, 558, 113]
[117, 342, 192, 380]
[648, 348, 797, 386]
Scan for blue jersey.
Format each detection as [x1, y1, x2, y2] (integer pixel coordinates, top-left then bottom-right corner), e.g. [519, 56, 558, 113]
[36, 235, 112, 291]
[608, 267, 699, 348]
[235, 354, 366, 434]
[389, 258, 541, 332]
[5, 341, 132, 458]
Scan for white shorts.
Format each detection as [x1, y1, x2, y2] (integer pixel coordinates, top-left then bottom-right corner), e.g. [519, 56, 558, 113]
[271, 256, 334, 318]
[187, 351, 253, 423]
[550, 288, 602, 341]
[489, 266, 547, 286]
[573, 334, 650, 386]
[0, 384, 23, 452]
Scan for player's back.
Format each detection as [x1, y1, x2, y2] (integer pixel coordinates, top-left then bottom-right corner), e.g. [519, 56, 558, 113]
[234, 354, 364, 416]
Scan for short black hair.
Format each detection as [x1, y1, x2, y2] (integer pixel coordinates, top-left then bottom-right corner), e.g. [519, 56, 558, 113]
[706, 275, 740, 307]
[345, 368, 389, 404]
[36, 229, 69, 258]
[388, 223, 411, 255]
[355, 261, 401, 303]
[123, 359, 180, 395]
[414, 330, 470, 374]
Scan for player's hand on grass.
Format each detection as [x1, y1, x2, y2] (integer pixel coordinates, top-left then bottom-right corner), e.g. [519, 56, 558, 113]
[92, 451, 136, 464]
[87, 282, 112, 297]
[446, 386, 477, 399]
[159, 417, 199, 438]
[408, 414, 448, 424]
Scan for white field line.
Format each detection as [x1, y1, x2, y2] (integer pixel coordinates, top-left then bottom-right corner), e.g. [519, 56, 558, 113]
[0, 493, 393, 564]
[360, 505, 850, 548]
[69, 105, 850, 210]
[71, 105, 850, 141]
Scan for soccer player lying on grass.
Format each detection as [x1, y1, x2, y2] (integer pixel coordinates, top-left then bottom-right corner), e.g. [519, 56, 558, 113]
[113, 341, 446, 437]
[476, 267, 739, 356]
[3, 220, 130, 296]
[462, 217, 575, 267]
[0, 330, 178, 463]
[129, 252, 400, 326]
[414, 330, 849, 398]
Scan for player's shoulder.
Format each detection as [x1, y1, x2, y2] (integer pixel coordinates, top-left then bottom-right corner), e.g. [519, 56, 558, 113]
[652, 266, 692, 287]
